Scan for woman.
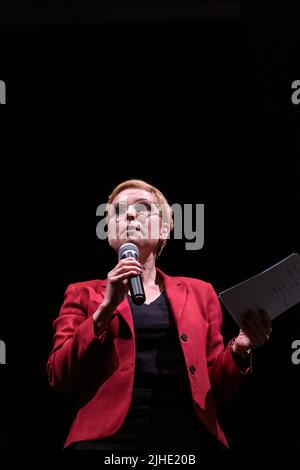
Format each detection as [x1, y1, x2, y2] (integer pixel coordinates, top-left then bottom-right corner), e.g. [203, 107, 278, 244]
[47, 179, 272, 451]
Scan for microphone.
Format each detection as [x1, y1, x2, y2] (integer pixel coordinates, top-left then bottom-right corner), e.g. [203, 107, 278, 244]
[118, 243, 146, 305]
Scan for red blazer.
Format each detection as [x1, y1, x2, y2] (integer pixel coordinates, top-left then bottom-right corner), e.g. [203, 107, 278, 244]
[47, 268, 251, 449]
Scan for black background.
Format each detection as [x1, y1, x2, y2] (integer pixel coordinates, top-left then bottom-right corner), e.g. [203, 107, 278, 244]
[0, 1, 299, 451]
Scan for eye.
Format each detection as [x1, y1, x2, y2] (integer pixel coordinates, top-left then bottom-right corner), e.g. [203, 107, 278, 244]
[135, 202, 151, 215]
[116, 203, 127, 216]
[108, 203, 126, 219]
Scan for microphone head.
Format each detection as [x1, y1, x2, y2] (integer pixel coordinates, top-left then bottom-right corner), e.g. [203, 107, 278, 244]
[118, 243, 139, 261]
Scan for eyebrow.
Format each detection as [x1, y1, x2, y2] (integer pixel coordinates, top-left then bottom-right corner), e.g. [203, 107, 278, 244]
[112, 198, 156, 207]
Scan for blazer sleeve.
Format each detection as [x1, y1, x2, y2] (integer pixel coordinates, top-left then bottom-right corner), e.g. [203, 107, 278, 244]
[47, 284, 110, 394]
[205, 283, 251, 406]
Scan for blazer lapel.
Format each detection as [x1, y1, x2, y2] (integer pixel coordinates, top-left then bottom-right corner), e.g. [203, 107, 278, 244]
[156, 267, 188, 326]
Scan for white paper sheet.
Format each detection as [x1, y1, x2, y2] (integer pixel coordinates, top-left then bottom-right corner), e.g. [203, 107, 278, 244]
[218, 253, 300, 327]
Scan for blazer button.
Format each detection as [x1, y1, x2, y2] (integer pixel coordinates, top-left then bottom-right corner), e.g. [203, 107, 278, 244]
[189, 365, 196, 375]
[180, 333, 188, 342]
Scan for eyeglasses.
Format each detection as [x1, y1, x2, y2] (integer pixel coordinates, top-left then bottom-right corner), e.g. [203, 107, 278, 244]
[108, 201, 160, 221]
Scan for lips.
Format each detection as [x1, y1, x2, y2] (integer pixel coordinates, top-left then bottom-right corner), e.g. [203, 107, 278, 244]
[127, 225, 141, 232]
[119, 224, 141, 235]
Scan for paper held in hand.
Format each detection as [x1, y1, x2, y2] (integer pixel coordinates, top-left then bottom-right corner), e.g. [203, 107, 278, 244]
[218, 253, 300, 327]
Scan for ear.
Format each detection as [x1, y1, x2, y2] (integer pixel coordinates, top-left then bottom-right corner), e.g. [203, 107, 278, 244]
[160, 221, 170, 241]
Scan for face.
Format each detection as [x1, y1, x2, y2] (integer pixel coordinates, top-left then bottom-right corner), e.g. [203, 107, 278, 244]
[107, 188, 168, 256]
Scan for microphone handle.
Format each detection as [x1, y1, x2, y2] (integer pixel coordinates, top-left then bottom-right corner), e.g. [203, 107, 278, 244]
[128, 274, 146, 305]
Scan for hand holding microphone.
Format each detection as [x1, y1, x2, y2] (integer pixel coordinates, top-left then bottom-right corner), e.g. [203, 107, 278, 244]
[102, 243, 146, 310]
[118, 243, 146, 305]
[93, 243, 145, 335]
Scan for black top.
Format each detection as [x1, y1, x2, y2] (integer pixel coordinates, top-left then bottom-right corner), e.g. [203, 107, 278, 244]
[71, 292, 225, 451]
[130, 291, 187, 381]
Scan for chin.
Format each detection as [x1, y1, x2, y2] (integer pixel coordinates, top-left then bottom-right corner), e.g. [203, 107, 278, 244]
[111, 235, 140, 250]
[126, 235, 142, 244]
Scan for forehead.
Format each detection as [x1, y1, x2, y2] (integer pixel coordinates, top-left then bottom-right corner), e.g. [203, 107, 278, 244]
[112, 188, 157, 204]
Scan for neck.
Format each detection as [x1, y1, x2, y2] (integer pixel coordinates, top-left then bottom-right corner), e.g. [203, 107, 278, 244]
[139, 252, 160, 289]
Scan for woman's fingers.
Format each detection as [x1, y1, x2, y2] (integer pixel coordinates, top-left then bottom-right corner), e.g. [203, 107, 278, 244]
[113, 265, 143, 277]
[254, 309, 272, 337]
[258, 308, 272, 333]
[239, 324, 256, 346]
[119, 257, 143, 268]
[114, 258, 143, 273]
[241, 309, 272, 347]
[241, 318, 264, 347]
[110, 258, 143, 277]
[112, 270, 143, 282]
[103, 258, 144, 310]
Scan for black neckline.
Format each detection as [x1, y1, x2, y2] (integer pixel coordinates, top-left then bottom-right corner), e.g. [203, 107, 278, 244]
[128, 291, 165, 307]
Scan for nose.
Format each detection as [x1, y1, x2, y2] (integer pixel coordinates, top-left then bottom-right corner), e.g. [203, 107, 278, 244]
[126, 204, 137, 220]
